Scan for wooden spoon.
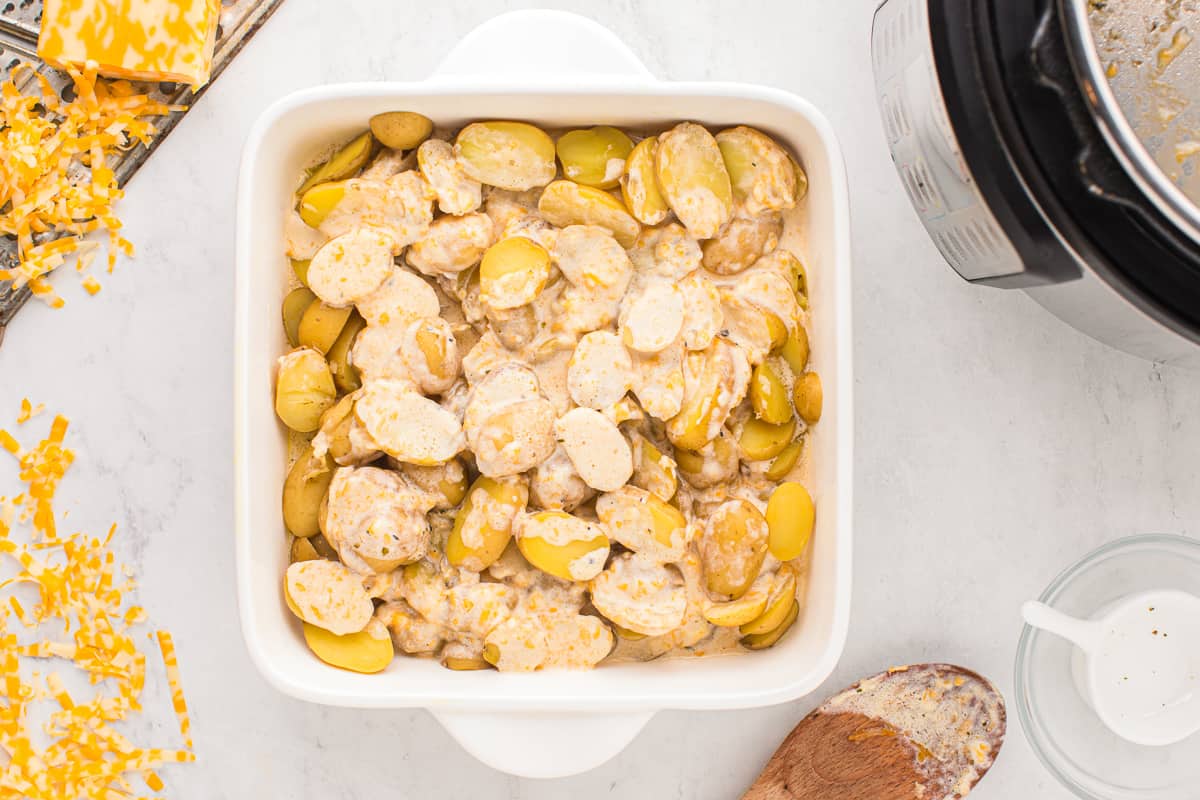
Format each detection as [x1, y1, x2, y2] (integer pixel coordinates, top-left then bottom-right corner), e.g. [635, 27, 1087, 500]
[743, 664, 1006, 800]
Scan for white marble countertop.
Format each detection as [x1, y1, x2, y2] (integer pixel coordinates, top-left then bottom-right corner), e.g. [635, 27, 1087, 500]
[3, 0, 1199, 796]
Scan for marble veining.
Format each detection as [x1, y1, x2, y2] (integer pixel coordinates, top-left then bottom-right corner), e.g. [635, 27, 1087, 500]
[2, 0, 1197, 797]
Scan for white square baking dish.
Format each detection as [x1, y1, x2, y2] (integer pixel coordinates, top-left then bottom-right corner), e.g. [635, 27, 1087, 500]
[235, 10, 852, 778]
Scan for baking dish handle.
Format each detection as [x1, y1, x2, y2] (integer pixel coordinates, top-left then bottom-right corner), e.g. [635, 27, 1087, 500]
[431, 10, 655, 82]
[432, 709, 654, 778]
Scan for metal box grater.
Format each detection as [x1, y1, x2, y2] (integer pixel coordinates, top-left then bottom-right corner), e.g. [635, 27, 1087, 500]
[0, 0, 285, 344]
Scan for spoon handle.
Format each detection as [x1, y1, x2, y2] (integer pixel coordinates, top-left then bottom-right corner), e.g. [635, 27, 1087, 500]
[1021, 601, 1104, 651]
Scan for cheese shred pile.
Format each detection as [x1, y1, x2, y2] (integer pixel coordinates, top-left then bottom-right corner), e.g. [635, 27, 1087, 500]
[0, 65, 180, 307]
[0, 404, 195, 797]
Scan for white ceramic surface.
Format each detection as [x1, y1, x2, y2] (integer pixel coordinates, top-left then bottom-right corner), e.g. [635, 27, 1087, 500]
[235, 9, 853, 779]
[6, 1, 1200, 797]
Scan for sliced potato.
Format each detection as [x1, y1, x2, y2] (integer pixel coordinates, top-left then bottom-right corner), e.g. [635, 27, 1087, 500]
[369, 111, 434, 150]
[675, 430, 740, 490]
[567, 330, 633, 410]
[765, 312, 789, 350]
[703, 572, 772, 627]
[285, 559, 373, 634]
[307, 228, 396, 308]
[621, 136, 669, 225]
[555, 407, 634, 492]
[290, 536, 321, 563]
[298, 181, 347, 228]
[556, 126, 634, 189]
[701, 499, 769, 599]
[766, 481, 815, 561]
[418, 139, 483, 215]
[479, 236, 551, 310]
[515, 510, 610, 581]
[655, 122, 733, 240]
[355, 380, 465, 465]
[291, 258, 312, 286]
[701, 213, 782, 275]
[741, 599, 799, 650]
[740, 565, 798, 635]
[596, 485, 687, 563]
[327, 312, 366, 394]
[666, 341, 750, 451]
[303, 621, 395, 673]
[297, 301, 353, 356]
[537, 180, 640, 248]
[750, 362, 793, 425]
[590, 553, 687, 637]
[298, 131, 374, 195]
[447, 476, 528, 571]
[455, 121, 556, 190]
[442, 655, 491, 671]
[715, 126, 797, 216]
[282, 446, 335, 537]
[764, 438, 803, 481]
[620, 282, 685, 355]
[739, 417, 797, 461]
[630, 436, 678, 502]
[283, 287, 316, 347]
[780, 326, 810, 375]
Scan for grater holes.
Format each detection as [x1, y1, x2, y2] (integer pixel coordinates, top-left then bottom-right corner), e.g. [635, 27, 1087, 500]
[899, 158, 941, 213]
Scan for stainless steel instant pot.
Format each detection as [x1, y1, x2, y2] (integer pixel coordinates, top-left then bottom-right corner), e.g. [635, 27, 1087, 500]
[872, 0, 1200, 367]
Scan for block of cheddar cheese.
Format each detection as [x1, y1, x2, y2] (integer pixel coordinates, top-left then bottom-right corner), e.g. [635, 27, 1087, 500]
[38, 0, 221, 86]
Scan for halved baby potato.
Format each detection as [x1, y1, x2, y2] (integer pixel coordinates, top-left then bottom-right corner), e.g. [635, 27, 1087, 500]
[275, 348, 336, 433]
[369, 111, 434, 151]
[793, 371, 823, 425]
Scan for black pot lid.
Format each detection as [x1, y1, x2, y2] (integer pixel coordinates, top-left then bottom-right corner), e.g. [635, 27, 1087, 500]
[1061, 0, 1200, 246]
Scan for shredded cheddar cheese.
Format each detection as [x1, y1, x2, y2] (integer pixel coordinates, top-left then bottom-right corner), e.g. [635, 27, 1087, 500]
[0, 66, 179, 307]
[0, 409, 195, 797]
[38, 0, 221, 87]
[16, 399, 44, 426]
